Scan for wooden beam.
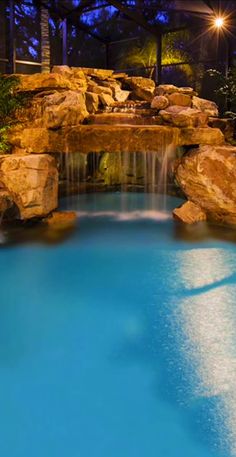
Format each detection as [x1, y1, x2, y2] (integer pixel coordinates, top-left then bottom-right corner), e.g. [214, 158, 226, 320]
[156, 34, 162, 84]
[105, 42, 110, 69]
[36, 1, 108, 44]
[62, 18, 68, 65]
[201, 0, 215, 12]
[8, 0, 16, 73]
[70, 19, 109, 44]
[108, 0, 162, 37]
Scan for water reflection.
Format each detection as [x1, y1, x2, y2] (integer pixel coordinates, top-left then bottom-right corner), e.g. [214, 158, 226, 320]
[165, 248, 236, 455]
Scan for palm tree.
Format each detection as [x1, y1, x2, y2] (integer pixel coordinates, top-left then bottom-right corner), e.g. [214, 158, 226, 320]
[40, 3, 50, 73]
[118, 31, 192, 79]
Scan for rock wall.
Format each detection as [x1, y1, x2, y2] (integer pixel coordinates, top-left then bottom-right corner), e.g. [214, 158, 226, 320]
[9, 67, 225, 155]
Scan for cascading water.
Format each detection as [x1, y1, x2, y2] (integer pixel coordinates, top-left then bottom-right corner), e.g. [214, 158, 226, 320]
[60, 100, 179, 209]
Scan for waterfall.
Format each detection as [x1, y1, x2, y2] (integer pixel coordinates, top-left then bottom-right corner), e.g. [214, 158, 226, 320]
[60, 101, 179, 203]
[60, 144, 178, 203]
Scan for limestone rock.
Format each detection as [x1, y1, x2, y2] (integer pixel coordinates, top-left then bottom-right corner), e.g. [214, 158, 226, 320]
[113, 87, 130, 103]
[151, 95, 169, 110]
[124, 77, 155, 101]
[10, 127, 64, 154]
[113, 73, 128, 79]
[0, 189, 14, 214]
[38, 90, 89, 128]
[43, 211, 77, 229]
[160, 106, 208, 127]
[173, 201, 207, 224]
[192, 96, 219, 117]
[167, 92, 192, 107]
[156, 85, 196, 96]
[0, 154, 58, 219]
[10, 124, 224, 154]
[65, 125, 180, 154]
[85, 92, 99, 113]
[174, 145, 236, 225]
[179, 127, 224, 146]
[87, 81, 113, 96]
[99, 93, 115, 107]
[51, 65, 73, 77]
[76, 68, 114, 79]
[18, 72, 87, 93]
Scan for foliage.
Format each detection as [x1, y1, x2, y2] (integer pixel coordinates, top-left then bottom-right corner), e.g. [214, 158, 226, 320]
[0, 75, 29, 153]
[117, 30, 192, 78]
[207, 68, 236, 115]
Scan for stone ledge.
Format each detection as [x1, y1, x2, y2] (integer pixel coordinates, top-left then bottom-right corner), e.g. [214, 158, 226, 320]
[10, 125, 224, 155]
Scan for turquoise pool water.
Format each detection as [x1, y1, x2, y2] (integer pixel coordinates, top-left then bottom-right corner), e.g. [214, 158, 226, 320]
[0, 193, 236, 457]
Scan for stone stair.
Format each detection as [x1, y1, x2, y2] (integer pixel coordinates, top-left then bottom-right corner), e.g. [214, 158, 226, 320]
[85, 112, 162, 125]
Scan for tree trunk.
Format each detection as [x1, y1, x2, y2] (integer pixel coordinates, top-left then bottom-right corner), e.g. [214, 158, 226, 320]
[41, 5, 50, 73]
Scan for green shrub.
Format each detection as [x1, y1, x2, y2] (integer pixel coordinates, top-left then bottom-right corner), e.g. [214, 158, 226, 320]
[0, 75, 29, 153]
[207, 68, 236, 116]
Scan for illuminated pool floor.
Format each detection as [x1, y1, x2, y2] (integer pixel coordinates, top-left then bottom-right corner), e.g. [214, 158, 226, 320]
[0, 193, 236, 457]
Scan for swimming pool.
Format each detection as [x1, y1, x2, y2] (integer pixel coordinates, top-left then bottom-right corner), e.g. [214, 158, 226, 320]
[0, 193, 236, 457]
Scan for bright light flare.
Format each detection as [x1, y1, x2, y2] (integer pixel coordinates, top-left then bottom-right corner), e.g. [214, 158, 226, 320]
[214, 17, 224, 28]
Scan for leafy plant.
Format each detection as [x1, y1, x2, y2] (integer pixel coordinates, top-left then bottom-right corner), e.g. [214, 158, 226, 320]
[207, 68, 236, 115]
[0, 75, 29, 153]
[117, 30, 192, 79]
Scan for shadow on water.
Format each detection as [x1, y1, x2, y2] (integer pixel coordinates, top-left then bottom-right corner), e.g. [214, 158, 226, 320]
[1, 215, 236, 248]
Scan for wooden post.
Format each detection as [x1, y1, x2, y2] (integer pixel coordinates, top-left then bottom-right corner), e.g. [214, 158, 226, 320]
[62, 18, 68, 66]
[105, 43, 110, 69]
[41, 4, 50, 73]
[156, 34, 162, 85]
[8, 0, 16, 73]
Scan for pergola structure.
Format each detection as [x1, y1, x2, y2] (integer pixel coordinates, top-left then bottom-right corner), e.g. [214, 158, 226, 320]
[0, 0, 234, 82]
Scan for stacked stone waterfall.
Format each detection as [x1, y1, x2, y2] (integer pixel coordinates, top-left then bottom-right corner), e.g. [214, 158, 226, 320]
[0, 65, 235, 225]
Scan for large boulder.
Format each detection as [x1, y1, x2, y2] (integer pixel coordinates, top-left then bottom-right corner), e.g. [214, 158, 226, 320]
[160, 106, 208, 127]
[192, 96, 219, 117]
[37, 90, 88, 129]
[0, 154, 58, 219]
[14, 89, 89, 129]
[174, 145, 236, 225]
[124, 76, 155, 101]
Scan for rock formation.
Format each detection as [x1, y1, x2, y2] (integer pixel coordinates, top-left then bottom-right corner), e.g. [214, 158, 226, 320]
[0, 66, 234, 226]
[174, 145, 236, 225]
[8, 69, 224, 155]
[0, 154, 58, 220]
[173, 201, 207, 224]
